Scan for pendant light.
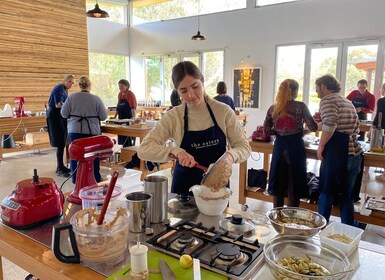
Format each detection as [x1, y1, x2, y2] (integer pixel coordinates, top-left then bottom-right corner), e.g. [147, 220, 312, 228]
[191, 0, 206, 41]
[86, 1, 109, 18]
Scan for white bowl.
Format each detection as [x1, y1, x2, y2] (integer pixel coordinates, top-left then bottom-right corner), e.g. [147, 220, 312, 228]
[320, 222, 364, 256]
[189, 185, 230, 216]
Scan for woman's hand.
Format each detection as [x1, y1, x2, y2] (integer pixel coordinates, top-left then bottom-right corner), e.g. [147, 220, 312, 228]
[176, 151, 197, 168]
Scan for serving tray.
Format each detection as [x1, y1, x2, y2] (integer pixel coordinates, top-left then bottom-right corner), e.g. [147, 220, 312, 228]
[365, 198, 385, 212]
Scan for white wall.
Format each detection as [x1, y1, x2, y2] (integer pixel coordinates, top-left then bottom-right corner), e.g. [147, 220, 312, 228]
[88, 0, 385, 135]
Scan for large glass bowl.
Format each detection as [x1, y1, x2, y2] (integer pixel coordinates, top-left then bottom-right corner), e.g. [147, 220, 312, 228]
[266, 207, 327, 237]
[264, 236, 351, 280]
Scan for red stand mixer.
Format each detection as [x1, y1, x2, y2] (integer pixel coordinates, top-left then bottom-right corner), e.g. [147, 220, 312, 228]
[67, 135, 114, 204]
[1, 169, 64, 229]
[14, 96, 26, 118]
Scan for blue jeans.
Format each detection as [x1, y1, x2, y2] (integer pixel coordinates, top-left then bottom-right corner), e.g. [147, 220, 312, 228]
[318, 155, 362, 226]
[68, 133, 101, 184]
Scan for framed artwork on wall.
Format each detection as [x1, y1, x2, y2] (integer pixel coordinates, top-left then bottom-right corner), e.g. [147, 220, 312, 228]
[233, 67, 261, 108]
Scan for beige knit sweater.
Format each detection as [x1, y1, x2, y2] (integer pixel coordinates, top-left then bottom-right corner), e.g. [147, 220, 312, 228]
[138, 98, 251, 163]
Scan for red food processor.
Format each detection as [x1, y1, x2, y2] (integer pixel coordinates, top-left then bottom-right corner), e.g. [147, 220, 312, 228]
[67, 135, 114, 204]
[0, 169, 64, 229]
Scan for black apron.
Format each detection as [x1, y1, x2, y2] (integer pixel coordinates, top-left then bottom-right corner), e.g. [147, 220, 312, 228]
[352, 95, 368, 120]
[319, 131, 349, 196]
[268, 133, 308, 199]
[116, 98, 134, 146]
[46, 107, 67, 148]
[171, 103, 227, 195]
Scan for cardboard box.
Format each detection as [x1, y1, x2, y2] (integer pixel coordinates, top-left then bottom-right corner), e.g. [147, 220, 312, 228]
[25, 132, 50, 145]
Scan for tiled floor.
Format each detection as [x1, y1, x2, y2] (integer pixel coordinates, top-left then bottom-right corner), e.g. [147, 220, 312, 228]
[1, 148, 385, 279]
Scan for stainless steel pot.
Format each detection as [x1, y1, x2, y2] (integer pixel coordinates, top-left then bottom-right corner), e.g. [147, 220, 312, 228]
[125, 192, 151, 232]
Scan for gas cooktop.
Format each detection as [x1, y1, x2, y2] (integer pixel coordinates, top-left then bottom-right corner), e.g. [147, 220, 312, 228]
[147, 220, 264, 280]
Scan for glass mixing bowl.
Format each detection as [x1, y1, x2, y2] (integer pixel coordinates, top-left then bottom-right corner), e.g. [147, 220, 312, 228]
[264, 236, 352, 280]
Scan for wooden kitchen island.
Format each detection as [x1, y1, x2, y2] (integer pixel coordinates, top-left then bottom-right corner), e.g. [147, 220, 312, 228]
[239, 139, 385, 227]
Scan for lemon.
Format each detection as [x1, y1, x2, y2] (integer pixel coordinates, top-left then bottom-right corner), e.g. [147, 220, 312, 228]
[179, 254, 193, 268]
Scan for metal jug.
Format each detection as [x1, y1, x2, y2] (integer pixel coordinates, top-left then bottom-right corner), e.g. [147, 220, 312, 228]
[144, 176, 168, 223]
[370, 112, 384, 150]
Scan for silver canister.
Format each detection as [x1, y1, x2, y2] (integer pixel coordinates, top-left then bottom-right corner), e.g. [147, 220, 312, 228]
[370, 128, 384, 149]
[144, 175, 168, 223]
[125, 192, 151, 232]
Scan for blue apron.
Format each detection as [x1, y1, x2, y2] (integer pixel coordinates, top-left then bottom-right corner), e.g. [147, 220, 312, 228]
[268, 133, 308, 199]
[171, 103, 227, 194]
[116, 98, 134, 146]
[319, 131, 349, 196]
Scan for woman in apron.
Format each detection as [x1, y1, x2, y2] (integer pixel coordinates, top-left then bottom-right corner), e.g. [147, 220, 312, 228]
[114, 79, 137, 147]
[46, 74, 75, 177]
[138, 61, 251, 195]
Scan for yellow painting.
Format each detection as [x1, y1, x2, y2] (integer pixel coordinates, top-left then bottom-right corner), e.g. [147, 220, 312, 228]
[233, 68, 261, 108]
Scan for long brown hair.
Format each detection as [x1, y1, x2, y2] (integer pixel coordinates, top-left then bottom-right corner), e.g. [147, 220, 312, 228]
[272, 79, 299, 118]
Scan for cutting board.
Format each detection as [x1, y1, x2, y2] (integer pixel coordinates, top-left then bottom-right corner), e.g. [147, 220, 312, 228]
[107, 250, 228, 280]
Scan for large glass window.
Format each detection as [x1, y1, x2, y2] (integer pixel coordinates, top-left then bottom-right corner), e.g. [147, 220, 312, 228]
[88, 52, 128, 107]
[307, 47, 339, 113]
[345, 44, 378, 95]
[86, 1, 126, 24]
[276, 45, 305, 101]
[132, 0, 246, 24]
[143, 50, 224, 104]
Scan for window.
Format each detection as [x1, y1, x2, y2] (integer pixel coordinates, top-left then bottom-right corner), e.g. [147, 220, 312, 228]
[143, 50, 224, 104]
[88, 52, 128, 107]
[256, 0, 302, 6]
[275, 39, 385, 117]
[276, 45, 306, 101]
[86, 1, 127, 24]
[345, 44, 378, 94]
[132, 0, 246, 24]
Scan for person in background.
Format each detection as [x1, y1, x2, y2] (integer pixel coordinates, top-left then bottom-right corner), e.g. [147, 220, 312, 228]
[214, 81, 235, 111]
[168, 89, 182, 110]
[263, 79, 317, 208]
[346, 79, 375, 140]
[371, 83, 385, 182]
[61, 76, 108, 184]
[138, 61, 250, 195]
[46, 74, 75, 177]
[315, 74, 363, 226]
[113, 79, 137, 146]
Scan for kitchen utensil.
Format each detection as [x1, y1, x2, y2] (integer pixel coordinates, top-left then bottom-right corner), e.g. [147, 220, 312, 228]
[67, 135, 114, 204]
[193, 258, 201, 280]
[266, 207, 327, 237]
[52, 208, 128, 267]
[264, 235, 352, 280]
[107, 250, 228, 280]
[189, 185, 230, 216]
[125, 192, 152, 232]
[97, 171, 119, 225]
[159, 258, 177, 280]
[200, 153, 232, 188]
[370, 112, 384, 150]
[168, 194, 199, 219]
[219, 214, 255, 235]
[144, 175, 168, 223]
[0, 169, 63, 229]
[79, 183, 122, 211]
[129, 238, 148, 276]
[170, 154, 208, 172]
[320, 222, 364, 256]
[250, 209, 271, 237]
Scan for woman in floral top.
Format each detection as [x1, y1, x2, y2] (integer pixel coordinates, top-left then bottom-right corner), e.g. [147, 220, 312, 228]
[263, 79, 317, 207]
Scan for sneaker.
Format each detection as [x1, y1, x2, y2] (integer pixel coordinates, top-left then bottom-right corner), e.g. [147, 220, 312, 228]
[61, 166, 71, 173]
[376, 174, 385, 182]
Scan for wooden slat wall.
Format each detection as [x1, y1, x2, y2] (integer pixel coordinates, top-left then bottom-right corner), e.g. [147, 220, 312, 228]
[0, 0, 89, 112]
[0, 116, 47, 141]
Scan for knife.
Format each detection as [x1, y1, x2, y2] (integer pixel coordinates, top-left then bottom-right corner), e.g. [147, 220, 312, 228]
[159, 258, 177, 280]
[193, 258, 201, 280]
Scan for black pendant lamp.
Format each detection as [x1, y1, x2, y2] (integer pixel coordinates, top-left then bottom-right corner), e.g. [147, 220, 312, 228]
[191, 1, 206, 41]
[86, 1, 109, 18]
